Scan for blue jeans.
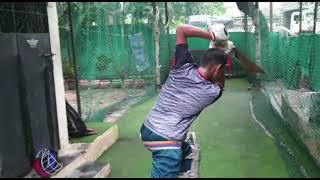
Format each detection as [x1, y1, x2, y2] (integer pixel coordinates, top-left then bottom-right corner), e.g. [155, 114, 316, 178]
[140, 124, 192, 178]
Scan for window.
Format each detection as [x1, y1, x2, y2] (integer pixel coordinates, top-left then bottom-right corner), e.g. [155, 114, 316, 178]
[294, 15, 299, 24]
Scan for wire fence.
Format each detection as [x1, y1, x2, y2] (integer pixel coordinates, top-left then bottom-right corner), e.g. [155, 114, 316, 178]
[0, 2, 48, 33]
[58, 2, 171, 122]
[241, 2, 320, 177]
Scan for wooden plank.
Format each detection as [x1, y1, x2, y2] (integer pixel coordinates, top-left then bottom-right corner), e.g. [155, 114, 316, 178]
[52, 125, 118, 178]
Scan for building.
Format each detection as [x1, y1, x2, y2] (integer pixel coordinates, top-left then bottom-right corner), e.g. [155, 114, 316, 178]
[279, 2, 318, 33]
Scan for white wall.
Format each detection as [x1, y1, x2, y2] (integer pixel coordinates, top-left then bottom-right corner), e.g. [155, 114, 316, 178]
[47, 2, 70, 150]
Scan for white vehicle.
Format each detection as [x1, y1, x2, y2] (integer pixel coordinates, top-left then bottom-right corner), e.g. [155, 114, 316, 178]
[187, 15, 233, 28]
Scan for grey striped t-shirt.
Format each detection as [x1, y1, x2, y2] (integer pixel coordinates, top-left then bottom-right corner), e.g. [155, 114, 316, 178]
[143, 44, 223, 141]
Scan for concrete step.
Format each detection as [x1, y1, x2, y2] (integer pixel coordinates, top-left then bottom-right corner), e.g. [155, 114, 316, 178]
[66, 161, 110, 178]
[52, 124, 118, 178]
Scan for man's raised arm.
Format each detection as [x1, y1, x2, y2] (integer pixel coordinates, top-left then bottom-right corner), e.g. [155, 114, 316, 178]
[172, 24, 229, 70]
[175, 24, 213, 45]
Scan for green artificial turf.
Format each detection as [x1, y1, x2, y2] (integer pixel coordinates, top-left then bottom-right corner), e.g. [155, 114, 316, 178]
[191, 79, 288, 178]
[69, 122, 113, 144]
[251, 89, 320, 177]
[97, 79, 289, 178]
[97, 97, 156, 178]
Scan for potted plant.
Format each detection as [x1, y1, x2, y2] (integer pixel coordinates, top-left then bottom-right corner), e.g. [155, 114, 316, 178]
[79, 79, 89, 89]
[100, 80, 111, 89]
[91, 79, 100, 89]
[124, 79, 134, 88]
[111, 79, 122, 89]
[63, 64, 76, 90]
[96, 53, 111, 80]
[135, 77, 145, 89]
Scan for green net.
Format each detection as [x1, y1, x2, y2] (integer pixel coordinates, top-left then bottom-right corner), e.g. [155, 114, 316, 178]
[236, 3, 320, 177]
[57, 2, 320, 177]
[254, 9, 320, 91]
[168, 33, 251, 77]
[58, 2, 171, 122]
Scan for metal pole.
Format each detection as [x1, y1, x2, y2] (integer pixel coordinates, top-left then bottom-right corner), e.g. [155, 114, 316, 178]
[313, 2, 318, 33]
[164, 2, 171, 54]
[67, 2, 82, 116]
[254, 2, 261, 80]
[244, 13, 248, 60]
[152, 2, 161, 90]
[299, 2, 302, 33]
[270, 2, 273, 32]
[310, 2, 318, 85]
[11, 3, 17, 32]
[244, 14, 248, 32]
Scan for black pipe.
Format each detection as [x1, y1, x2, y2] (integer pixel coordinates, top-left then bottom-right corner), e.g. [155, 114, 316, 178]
[299, 2, 302, 33]
[244, 14, 248, 32]
[314, 2, 318, 33]
[67, 2, 82, 117]
[310, 2, 318, 86]
[164, 2, 171, 55]
[270, 2, 273, 32]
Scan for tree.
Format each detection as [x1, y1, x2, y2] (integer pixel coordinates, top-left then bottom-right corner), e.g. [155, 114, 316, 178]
[166, 2, 226, 29]
[123, 2, 153, 24]
[198, 2, 226, 16]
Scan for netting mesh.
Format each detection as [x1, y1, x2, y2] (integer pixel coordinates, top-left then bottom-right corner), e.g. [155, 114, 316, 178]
[57, 2, 320, 176]
[256, 11, 320, 91]
[237, 3, 320, 177]
[58, 2, 171, 122]
[0, 2, 48, 33]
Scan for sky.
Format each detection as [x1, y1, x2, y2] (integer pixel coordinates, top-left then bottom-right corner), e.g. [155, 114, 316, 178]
[223, 2, 242, 17]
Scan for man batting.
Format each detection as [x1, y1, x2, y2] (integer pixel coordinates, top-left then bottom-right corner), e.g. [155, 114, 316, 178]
[140, 23, 263, 178]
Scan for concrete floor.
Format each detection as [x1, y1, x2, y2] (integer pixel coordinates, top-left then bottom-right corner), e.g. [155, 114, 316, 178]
[97, 79, 289, 178]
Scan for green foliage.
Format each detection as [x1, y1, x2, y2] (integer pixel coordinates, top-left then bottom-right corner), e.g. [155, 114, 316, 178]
[198, 2, 226, 16]
[114, 64, 126, 80]
[57, 2, 226, 81]
[63, 63, 75, 79]
[124, 2, 152, 24]
[167, 2, 226, 29]
[96, 54, 112, 78]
